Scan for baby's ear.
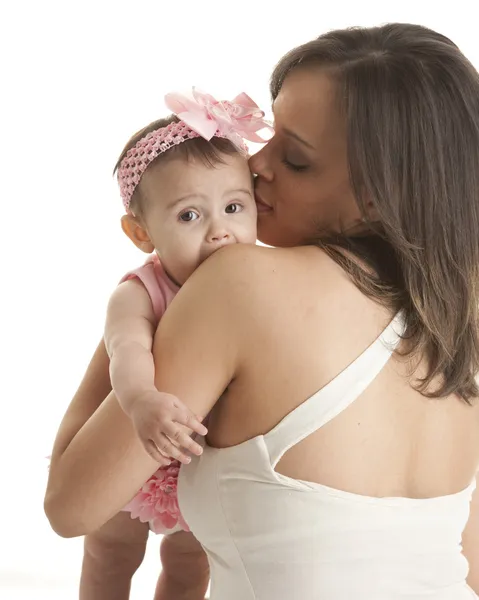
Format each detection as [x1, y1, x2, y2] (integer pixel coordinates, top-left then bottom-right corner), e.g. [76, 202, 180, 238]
[120, 214, 154, 254]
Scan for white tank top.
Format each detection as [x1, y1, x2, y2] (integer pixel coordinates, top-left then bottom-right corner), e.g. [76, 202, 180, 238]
[178, 313, 477, 599]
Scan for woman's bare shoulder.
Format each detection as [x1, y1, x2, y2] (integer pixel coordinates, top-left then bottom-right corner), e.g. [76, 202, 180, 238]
[180, 243, 358, 316]
[189, 244, 338, 286]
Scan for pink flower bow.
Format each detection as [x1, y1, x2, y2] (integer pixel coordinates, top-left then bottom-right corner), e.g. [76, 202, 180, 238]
[124, 461, 189, 533]
[165, 87, 273, 149]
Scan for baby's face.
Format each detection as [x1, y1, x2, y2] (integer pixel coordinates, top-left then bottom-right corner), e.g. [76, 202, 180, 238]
[140, 152, 257, 284]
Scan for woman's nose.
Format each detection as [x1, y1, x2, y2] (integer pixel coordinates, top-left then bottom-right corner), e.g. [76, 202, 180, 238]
[249, 147, 274, 182]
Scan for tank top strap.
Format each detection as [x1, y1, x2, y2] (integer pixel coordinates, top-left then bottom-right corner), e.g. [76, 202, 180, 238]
[265, 312, 406, 468]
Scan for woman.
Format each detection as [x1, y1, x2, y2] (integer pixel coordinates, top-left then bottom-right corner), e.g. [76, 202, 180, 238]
[45, 23, 479, 599]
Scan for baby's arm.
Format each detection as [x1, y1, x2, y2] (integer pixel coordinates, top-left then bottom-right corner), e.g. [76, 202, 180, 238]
[105, 280, 206, 464]
[105, 280, 157, 414]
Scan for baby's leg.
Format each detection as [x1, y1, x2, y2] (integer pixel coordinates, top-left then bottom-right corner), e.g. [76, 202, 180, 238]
[154, 531, 209, 600]
[80, 511, 149, 600]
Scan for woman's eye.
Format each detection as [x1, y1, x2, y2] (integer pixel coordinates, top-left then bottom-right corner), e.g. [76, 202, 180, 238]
[179, 210, 199, 222]
[225, 203, 243, 214]
[282, 157, 309, 173]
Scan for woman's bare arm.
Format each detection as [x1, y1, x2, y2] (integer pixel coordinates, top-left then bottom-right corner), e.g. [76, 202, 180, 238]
[48, 338, 112, 460]
[44, 245, 256, 537]
[45, 337, 159, 537]
[45, 388, 160, 536]
[44, 337, 139, 537]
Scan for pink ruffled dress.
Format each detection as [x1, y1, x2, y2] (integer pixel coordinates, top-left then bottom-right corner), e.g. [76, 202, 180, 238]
[119, 254, 189, 534]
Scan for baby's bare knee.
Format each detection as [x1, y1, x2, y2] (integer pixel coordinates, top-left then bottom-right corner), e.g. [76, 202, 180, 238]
[84, 513, 149, 574]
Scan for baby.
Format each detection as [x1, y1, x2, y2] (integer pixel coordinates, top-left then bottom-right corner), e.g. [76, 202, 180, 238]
[80, 88, 270, 600]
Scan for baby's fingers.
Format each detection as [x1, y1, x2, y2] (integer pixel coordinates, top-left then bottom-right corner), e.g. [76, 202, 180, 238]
[188, 415, 208, 437]
[172, 406, 207, 436]
[144, 439, 172, 466]
[153, 433, 192, 465]
[163, 422, 204, 457]
[177, 432, 204, 457]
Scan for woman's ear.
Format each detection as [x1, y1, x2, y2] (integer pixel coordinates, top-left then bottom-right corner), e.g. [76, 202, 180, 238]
[363, 198, 380, 224]
[121, 214, 155, 254]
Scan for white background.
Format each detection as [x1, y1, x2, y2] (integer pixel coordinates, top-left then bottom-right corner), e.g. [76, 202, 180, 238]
[1, 1, 478, 597]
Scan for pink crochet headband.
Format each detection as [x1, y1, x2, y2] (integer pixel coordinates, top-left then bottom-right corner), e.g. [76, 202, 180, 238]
[118, 87, 273, 213]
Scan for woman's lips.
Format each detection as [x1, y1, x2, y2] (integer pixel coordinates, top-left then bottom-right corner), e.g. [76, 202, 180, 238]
[255, 192, 273, 213]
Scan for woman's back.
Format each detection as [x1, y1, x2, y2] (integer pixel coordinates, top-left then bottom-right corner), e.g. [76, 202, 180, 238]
[179, 245, 479, 599]
[207, 246, 479, 499]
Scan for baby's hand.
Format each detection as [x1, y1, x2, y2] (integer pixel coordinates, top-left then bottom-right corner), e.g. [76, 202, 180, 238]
[130, 390, 208, 465]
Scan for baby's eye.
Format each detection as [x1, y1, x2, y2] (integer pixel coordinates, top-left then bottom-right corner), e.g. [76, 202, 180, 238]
[225, 203, 243, 214]
[179, 210, 199, 222]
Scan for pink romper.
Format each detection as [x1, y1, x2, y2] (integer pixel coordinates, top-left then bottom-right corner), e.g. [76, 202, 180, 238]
[120, 254, 189, 534]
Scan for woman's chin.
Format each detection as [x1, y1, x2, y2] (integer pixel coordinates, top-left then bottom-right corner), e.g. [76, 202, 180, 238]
[257, 219, 284, 248]
[257, 222, 303, 248]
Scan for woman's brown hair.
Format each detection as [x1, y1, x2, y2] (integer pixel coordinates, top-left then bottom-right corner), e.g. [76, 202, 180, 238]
[272, 23, 479, 401]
